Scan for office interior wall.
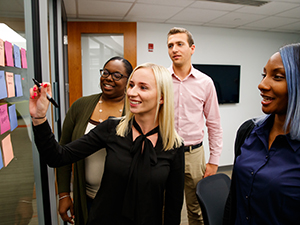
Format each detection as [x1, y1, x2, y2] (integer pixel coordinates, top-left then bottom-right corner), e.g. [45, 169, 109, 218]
[137, 22, 300, 166]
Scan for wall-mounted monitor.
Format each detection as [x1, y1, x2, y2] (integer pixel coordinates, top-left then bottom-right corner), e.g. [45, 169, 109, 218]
[193, 64, 241, 104]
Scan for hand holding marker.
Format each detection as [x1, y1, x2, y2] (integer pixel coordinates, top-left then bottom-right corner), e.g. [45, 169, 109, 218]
[32, 78, 59, 108]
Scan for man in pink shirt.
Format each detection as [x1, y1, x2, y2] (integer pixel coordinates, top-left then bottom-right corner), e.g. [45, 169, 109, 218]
[167, 27, 223, 225]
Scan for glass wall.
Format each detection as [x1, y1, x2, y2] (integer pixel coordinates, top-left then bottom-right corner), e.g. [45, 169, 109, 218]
[0, 1, 38, 224]
[0, 0, 67, 224]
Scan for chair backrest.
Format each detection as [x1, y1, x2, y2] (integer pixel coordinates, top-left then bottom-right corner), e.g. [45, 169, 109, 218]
[196, 173, 231, 225]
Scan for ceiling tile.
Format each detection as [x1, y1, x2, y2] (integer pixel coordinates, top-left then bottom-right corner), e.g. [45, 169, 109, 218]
[277, 7, 300, 19]
[268, 0, 300, 3]
[208, 12, 267, 27]
[203, 23, 237, 28]
[275, 21, 300, 31]
[269, 28, 300, 33]
[167, 7, 228, 24]
[97, 0, 135, 2]
[78, 1, 133, 17]
[235, 2, 299, 16]
[125, 3, 182, 20]
[137, 0, 194, 7]
[246, 16, 299, 29]
[237, 26, 269, 31]
[78, 15, 125, 20]
[61, 0, 300, 33]
[190, 0, 243, 11]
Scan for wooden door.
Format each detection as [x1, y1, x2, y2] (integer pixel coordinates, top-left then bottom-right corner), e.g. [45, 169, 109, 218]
[67, 21, 137, 106]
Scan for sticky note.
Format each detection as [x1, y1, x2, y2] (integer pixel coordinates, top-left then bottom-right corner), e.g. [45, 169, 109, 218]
[8, 104, 18, 131]
[5, 72, 15, 98]
[21, 48, 27, 69]
[0, 147, 3, 170]
[0, 39, 4, 67]
[4, 41, 14, 67]
[13, 44, 21, 68]
[0, 71, 7, 99]
[2, 134, 14, 167]
[14, 74, 23, 97]
[0, 104, 11, 134]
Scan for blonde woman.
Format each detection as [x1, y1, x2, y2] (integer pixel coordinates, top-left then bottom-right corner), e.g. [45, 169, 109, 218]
[29, 63, 184, 225]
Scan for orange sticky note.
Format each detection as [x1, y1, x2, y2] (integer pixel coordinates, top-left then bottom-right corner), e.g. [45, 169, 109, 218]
[2, 134, 14, 167]
[5, 72, 15, 98]
[0, 39, 4, 67]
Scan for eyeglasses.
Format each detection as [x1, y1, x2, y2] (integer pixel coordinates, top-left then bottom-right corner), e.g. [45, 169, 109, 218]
[100, 69, 128, 81]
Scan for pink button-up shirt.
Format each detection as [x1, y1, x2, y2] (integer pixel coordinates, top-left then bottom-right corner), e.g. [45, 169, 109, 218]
[169, 65, 223, 165]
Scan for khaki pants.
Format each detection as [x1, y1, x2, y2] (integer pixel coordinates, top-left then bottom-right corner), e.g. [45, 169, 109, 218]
[184, 145, 206, 225]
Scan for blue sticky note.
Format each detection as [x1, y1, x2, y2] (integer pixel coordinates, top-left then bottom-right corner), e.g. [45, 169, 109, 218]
[8, 104, 18, 131]
[14, 74, 23, 97]
[0, 147, 3, 170]
[14, 45, 21, 68]
[0, 70, 7, 99]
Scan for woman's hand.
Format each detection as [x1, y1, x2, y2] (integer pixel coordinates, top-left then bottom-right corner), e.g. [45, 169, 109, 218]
[58, 193, 75, 224]
[29, 82, 51, 126]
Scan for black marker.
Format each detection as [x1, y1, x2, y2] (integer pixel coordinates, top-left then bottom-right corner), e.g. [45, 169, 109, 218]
[32, 78, 59, 108]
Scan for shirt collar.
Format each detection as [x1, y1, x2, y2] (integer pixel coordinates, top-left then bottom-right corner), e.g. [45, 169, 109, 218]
[169, 64, 198, 80]
[255, 114, 300, 152]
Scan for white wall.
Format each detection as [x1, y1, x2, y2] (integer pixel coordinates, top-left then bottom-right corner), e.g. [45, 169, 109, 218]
[137, 22, 300, 166]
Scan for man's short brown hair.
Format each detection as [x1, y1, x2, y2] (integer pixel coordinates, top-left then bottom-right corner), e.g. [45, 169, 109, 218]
[167, 27, 194, 47]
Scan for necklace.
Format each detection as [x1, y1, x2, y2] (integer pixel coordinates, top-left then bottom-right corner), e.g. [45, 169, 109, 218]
[98, 98, 123, 122]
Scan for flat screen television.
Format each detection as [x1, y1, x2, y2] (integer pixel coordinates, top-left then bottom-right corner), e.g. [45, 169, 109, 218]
[193, 64, 240, 104]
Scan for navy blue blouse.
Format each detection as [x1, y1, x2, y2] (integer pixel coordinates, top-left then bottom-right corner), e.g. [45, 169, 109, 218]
[234, 115, 300, 225]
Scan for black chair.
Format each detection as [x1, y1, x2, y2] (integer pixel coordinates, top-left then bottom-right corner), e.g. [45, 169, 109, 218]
[196, 173, 231, 225]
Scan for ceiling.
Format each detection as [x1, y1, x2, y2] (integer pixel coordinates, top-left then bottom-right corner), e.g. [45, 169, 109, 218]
[63, 0, 300, 34]
[0, 0, 300, 34]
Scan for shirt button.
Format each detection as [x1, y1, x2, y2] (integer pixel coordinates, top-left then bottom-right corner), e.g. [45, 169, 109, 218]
[180, 93, 183, 95]
[179, 117, 182, 119]
[246, 196, 248, 199]
[266, 155, 268, 158]
[180, 105, 182, 107]
[246, 217, 249, 220]
[251, 171, 254, 175]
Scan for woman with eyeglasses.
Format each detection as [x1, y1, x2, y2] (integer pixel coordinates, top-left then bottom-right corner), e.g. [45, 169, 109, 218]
[56, 56, 133, 224]
[30, 63, 184, 225]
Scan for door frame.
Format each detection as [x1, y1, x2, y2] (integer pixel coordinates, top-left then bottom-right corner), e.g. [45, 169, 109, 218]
[67, 21, 137, 106]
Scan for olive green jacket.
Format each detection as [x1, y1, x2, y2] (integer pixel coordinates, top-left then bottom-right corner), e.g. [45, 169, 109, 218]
[56, 93, 102, 225]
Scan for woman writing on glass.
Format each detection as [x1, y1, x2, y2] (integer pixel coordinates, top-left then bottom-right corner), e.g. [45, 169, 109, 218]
[30, 63, 184, 225]
[224, 43, 300, 224]
[56, 56, 132, 224]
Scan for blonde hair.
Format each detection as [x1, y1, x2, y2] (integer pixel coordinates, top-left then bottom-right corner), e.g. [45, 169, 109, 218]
[116, 63, 182, 150]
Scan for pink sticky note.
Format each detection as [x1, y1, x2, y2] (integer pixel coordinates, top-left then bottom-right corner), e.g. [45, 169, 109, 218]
[4, 41, 14, 67]
[0, 39, 4, 67]
[21, 48, 27, 68]
[2, 134, 14, 167]
[0, 104, 11, 134]
[5, 72, 15, 98]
